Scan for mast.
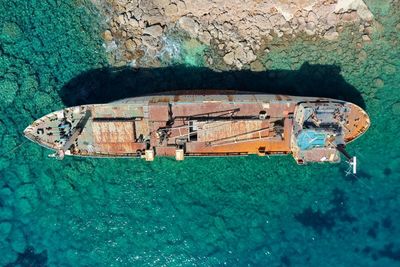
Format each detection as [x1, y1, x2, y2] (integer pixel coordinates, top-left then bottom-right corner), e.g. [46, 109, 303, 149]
[336, 144, 357, 174]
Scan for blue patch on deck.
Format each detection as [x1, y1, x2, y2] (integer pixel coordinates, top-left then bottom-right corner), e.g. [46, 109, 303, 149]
[297, 130, 326, 150]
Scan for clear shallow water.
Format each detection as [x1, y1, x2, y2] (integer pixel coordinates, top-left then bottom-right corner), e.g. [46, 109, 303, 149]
[0, 0, 399, 266]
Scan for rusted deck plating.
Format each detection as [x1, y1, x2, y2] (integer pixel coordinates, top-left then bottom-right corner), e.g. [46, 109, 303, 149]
[24, 93, 370, 163]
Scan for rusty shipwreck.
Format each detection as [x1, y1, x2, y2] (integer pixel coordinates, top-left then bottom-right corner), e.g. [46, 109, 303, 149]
[24, 92, 369, 169]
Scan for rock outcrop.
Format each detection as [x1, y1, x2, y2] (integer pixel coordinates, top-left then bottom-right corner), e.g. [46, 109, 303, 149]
[94, 0, 375, 69]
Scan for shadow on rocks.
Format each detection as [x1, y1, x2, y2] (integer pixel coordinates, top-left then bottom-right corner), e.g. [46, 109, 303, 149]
[59, 62, 366, 109]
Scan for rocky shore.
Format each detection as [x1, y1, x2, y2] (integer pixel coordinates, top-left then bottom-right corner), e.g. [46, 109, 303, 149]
[95, 0, 375, 69]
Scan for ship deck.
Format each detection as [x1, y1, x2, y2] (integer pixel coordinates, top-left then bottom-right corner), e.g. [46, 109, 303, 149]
[76, 99, 296, 157]
[23, 93, 370, 161]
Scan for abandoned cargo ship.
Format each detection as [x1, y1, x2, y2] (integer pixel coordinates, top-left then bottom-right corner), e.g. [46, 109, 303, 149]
[24, 92, 369, 170]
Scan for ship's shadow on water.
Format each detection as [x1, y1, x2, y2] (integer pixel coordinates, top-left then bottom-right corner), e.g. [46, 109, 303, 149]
[60, 62, 365, 109]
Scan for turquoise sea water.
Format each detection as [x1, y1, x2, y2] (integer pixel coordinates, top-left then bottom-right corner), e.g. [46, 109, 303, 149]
[0, 0, 399, 266]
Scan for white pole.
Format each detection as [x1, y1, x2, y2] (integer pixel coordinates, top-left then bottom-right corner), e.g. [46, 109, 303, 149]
[352, 157, 357, 174]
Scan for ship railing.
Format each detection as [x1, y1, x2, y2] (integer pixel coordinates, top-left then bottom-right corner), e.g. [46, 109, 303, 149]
[174, 108, 240, 119]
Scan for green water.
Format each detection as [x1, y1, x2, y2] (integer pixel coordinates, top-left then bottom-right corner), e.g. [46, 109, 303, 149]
[0, 0, 399, 266]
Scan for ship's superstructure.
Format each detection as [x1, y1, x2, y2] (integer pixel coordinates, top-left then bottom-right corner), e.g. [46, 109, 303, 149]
[24, 92, 369, 168]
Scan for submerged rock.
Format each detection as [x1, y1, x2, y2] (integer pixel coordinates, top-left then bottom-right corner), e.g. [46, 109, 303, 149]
[362, 34, 371, 42]
[0, 222, 12, 241]
[250, 60, 264, 72]
[15, 198, 33, 215]
[0, 207, 13, 221]
[0, 242, 17, 266]
[0, 79, 18, 106]
[324, 30, 340, 41]
[392, 102, 400, 115]
[164, 3, 178, 16]
[10, 228, 27, 254]
[0, 22, 23, 43]
[373, 78, 384, 88]
[102, 30, 113, 41]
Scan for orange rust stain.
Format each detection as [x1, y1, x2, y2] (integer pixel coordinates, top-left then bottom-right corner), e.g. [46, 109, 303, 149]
[198, 120, 270, 142]
[149, 96, 170, 103]
[344, 104, 370, 142]
[93, 121, 135, 143]
[148, 104, 170, 121]
[173, 95, 180, 102]
[91, 121, 145, 154]
[185, 117, 293, 154]
[185, 139, 290, 154]
[155, 146, 176, 156]
[96, 143, 144, 154]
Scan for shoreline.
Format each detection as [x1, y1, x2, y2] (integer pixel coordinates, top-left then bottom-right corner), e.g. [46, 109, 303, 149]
[93, 0, 375, 69]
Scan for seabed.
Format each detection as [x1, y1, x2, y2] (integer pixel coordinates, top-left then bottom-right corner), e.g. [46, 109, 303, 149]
[0, 0, 399, 266]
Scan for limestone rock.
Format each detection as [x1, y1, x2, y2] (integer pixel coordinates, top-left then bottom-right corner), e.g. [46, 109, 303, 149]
[153, 0, 170, 8]
[198, 31, 212, 45]
[362, 34, 371, 42]
[141, 35, 160, 51]
[124, 1, 138, 12]
[324, 30, 339, 40]
[269, 13, 287, 27]
[117, 14, 126, 25]
[250, 60, 264, 72]
[103, 40, 118, 53]
[103, 30, 113, 41]
[178, 17, 200, 38]
[176, 1, 186, 13]
[127, 17, 139, 28]
[223, 52, 235, 65]
[124, 39, 137, 51]
[334, 0, 374, 21]
[326, 13, 339, 27]
[234, 46, 247, 63]
[165, 3, 178, 16]
[364, 26, 373, 35]
[305, 22, 316, 35]
[246, 49, 257, 63]
[131, 7, 143, 20]
[143, 25, 163, 38]
[290, 17, 299, 29]
[144, 14, 165, 26]
[307, 11, 319, 25]
[102, 0, 377, 68]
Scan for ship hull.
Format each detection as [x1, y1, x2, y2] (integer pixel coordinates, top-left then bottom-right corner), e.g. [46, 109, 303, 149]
[24, 92, 370, 163]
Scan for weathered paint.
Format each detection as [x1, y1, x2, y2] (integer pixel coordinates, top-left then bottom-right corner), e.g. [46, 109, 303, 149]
[23, 93, 370, 163]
